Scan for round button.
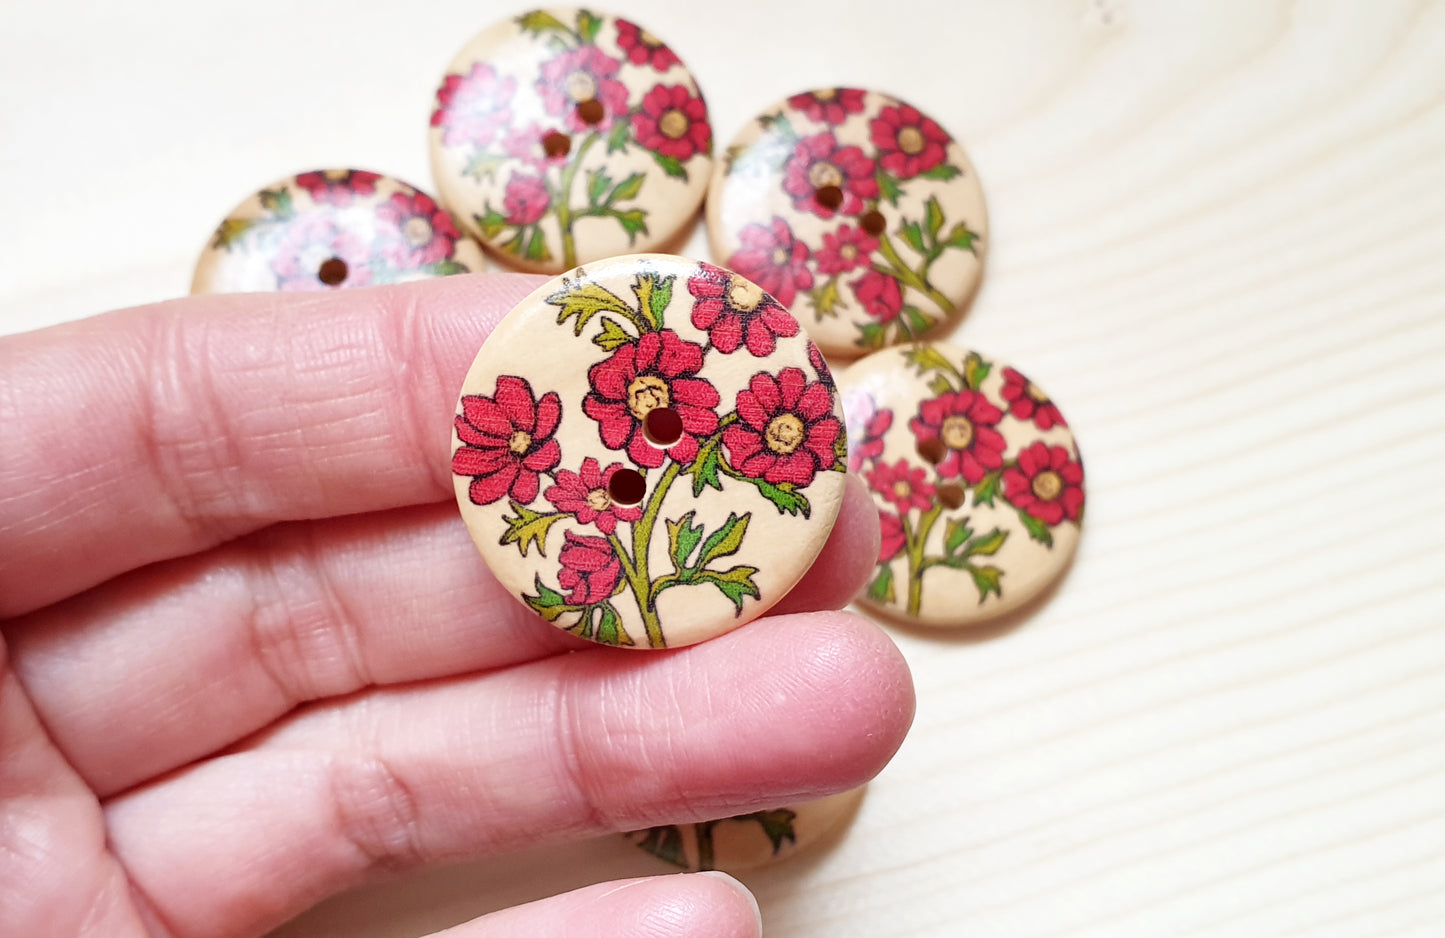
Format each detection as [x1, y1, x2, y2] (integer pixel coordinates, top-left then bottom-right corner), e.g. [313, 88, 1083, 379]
[429, 10, 713, 274]
[707, 88, 986, 360]
[450, 254, 847, 649]
[839, 343, 1083, 626]
[191, 169, 485, 294]
[628, 787, 866, 873]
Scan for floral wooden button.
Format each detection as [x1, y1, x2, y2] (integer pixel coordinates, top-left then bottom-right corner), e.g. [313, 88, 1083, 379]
[707, 89, 986, 360]
[429, 9, 712, 274]
[450, 254, 847, 649]
[628, 787, 866, 873]
[840, 344, 1083, 626]
[191, 169, 484, 294]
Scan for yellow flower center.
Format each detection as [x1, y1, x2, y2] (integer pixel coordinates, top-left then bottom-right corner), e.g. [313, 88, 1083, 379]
[659, 108, 689, 139]
[815, 88, 838, 100]
[639, 27, 662, 47]
[508, 430, 532, 454]
[565, 70, 598, 103]
[839, 243, 858, 260]
[585, 488, 612, 512]
[892, 479, 912, 499]
[1032, 470, 1064, 501]
[898, 126, 926, 155]
[728, 278, 765, 312]
[940, 415, 974, 450]
[771, 247, 790, 266]
[1027, 382, 1049, 403]
[765, 413, 805, 455]
[808, 161, 844, 188]
[626, 375, 671, 420]
[403, 216, 432, 247]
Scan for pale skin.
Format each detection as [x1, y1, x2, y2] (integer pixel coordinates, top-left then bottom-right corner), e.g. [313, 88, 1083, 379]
[0, 274, 914, 938]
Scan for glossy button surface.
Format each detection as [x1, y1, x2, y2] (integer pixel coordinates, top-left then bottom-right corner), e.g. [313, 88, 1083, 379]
[708, 88, 986, 359]
[191, 169, 484, 294]
[840, 344, 1083, 626]
[450, 254, 847, 649]
[628, 787, 866, 873]
[429, 9, 712, 273]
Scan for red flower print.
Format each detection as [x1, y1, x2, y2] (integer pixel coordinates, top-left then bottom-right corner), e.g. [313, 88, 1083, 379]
[615, 18, 681, 71]
[537, 46, 629, 133]
[452, 376, 562, 506]
[870, 103, 950, 179]
[909, 391, 1005, 483]
[723, 367, 841, 488]
[557, 531, 623, 605]
[788, 88, 867, 126]
[878, 509, 906, 563]
[815, 224, 877, 275]
[687, 261, 799, 357]
[1003, 442, 1084, 526]
[504, 172, 550, 226]
[373, 190, 460, 269]
[632, 84, 711, 162]
[808, 341, 836, 391]
[270, 215, 372, 291]
[783, 132, 878, 218]
[498, 122, 561, 167]
[1000, 367, 1067, 430]
[583, 330, 720, 468]
[725, 217, 814, 310]
[432, 61, 517, 148]
[843, 389, 893, 473]
[294, 170, 381, 207]
[867, 458, 934, 514]
[850, 269, 903, 322]
[544, 457, 643, 535]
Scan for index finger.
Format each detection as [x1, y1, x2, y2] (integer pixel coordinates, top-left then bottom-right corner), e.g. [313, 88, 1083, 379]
[0, 274, 545, 617]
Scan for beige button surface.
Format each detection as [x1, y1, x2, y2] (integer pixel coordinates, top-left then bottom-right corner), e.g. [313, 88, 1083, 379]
[191, 169, 484, 294]
[450, 254, 847, 649]
[708, 88, 986, 360]
[429, 10, 712, 273]
[628, 787, 866, 873]
[839, 343, 1083, 626]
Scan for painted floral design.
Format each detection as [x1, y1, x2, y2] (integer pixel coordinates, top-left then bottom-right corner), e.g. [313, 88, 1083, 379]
[726, 218, 813, 309]
[631, 809, 798, 872]
[205, 171, 477, 292]
[452, 260, 845, 649]
[849, 348, 1084, 617]
[433, 10, 712, 269]
[687, 261, 798, 357]
[720, 89, 983, 350]
[1001, 366, 1067, 430]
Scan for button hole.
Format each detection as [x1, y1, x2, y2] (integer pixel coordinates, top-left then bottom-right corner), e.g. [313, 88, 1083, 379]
[576, 99, 605, 126]
[542, 130, 572, 158]
[317, 257, 348, 286]
[861, 210, 887, 236]
[643, 408, 684, 446]
[607, 468, 646, 506]
[937, 483, 966, 510]
[814, 185, 844, 210]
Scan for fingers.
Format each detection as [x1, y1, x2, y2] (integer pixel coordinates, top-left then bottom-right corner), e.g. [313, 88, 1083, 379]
[104, 612, 914, 938]
[8, 477, 878, 797]
[432, 874, 760, 938]
[0, 274, 546, 617]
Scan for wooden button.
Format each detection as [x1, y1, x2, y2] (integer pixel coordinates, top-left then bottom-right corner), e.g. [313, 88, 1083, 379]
[429, 10, 712, 273]
[839, 344, 1083, 626]
[707, 88, 986, 360]
[450, 254, 847, 649]
[628, 787, 866, 873]
[191, 169, 484, 294]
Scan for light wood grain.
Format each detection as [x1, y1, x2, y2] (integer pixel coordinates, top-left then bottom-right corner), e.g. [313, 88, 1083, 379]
[4, 1, 1444, 935]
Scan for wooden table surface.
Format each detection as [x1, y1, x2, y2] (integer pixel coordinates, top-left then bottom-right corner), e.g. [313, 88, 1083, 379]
[5, 1, 1445, 935]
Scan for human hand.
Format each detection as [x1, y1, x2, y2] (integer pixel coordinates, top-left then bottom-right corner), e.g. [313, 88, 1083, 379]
[0, 275, 914, 938]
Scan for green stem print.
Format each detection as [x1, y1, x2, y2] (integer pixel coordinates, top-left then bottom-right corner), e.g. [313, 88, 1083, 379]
[631, 809, 799, 871]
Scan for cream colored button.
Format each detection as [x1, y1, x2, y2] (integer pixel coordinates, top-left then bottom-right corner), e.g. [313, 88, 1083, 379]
[707, 88, 986, 360]
[628, 787, 866, 873]
[429, 10, 712, 273]
[191, 169, 484, 294]
[839, 343, 1083, 626]
[450, 254, 847, 649]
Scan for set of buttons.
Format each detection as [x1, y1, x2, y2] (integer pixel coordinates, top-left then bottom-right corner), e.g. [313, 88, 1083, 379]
[190, 7, 1084, 878]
